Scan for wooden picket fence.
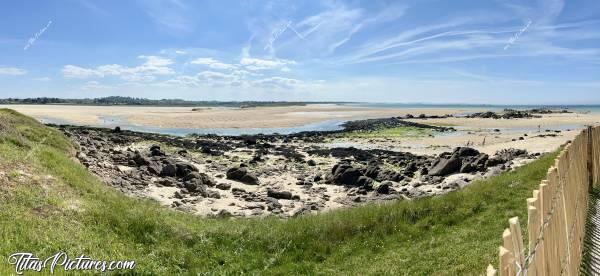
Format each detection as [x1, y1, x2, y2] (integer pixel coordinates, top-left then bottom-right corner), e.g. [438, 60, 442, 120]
[487, 126, 598, 275]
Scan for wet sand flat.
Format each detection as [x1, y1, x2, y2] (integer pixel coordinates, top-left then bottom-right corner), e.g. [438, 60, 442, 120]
[1, 104, 481, 129]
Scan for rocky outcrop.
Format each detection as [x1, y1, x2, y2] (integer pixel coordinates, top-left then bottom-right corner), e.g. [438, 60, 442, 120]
[342, 117, 455, 132]
[429, 147, 491, 176]
[428, 155, 462, 176]
[226, 167, 259, 185]
[330, 161, 364, 186]
[465, 109, 564, 120]
[59, 123, 540, 219]
[328, 160, 377, 193]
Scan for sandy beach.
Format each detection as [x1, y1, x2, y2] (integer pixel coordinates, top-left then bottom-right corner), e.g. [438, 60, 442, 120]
[1, 104, 480, 128]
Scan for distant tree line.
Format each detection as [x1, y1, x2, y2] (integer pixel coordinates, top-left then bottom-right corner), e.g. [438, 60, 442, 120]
[0, 96, 347, 107]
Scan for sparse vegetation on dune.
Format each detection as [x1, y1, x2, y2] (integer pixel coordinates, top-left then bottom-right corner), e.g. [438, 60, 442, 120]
[0, 109, 558, 274]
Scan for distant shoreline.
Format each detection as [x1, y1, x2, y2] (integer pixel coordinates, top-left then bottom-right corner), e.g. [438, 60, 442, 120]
[0, 96, 351, 108]
[1, 96, 599, 109]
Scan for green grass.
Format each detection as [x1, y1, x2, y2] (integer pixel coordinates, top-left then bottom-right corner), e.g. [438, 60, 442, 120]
[0, 108, 558, 275]
[342, 126, 431, 138]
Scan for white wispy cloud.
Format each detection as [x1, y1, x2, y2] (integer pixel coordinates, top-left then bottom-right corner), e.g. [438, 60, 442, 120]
[328, 3, 408, 54]
[339, 16, 486, 64]
[62, 55, 174, 81]
[0, 67, 27, 76]
[138, 0, 192, 33]
[159, 68, 256, 88]
[189, 56, 294, 71]
[190, 58, 238, 70]
[251, 76, 306, 89]
[284, 3, 364, 56]
[264, 21, 295, 55]
[158, 67, 316, 91]
[333, 0, 599, 65]
[255, 2, 409, 59]
[239, 57, 295, 70]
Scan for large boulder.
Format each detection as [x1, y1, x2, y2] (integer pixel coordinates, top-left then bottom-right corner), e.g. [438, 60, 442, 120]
[183, 172, 201, 181]
[132, 153, 150, 166]
[226, 167, 259, 185]
[429, 147, 490, 176]
[404, 162, 418, 176]
[337, 168, 362, 186]
[160, 163, 177, 177]
[473, 153, 489, 166]
[266, 198, 282, 211]
[176, 162, 198, 177]
[216, 183, 231, 190]
[428, 156, 462, 176]
[364, 165, 379, 179]
[183, 179, 207, 195]
[485, 157, 505, 167]
[240, 174, 259, 185]
[150, 145, 165, 157]
[460, 153, 489, 173]
[330, 161, 375, 188]
[226, 167, 247, 180]
[456, 147, 479, 157]
[183, 172, 215, 187]
[267, 189, 293, 200]
[376, 170, 404, 182]
[376, 181, 393, 194]
[147, 161, 163, 175]
[356, 176, 374, 190]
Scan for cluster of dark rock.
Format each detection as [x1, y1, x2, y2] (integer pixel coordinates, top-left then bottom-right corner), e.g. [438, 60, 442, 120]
[466, 108, 571, 120]
[528, 108, 572, 114]
[341, 117, 455, 132]
[467, 110, 538, 119]
[54, 116, 541, 217]
[426, 147, 530, 176]
[326, 160, 402, 195]
[321, 147, 536, 198]
[79, 137, 218, 198]
[61, 126, 322, 216]
[403, 114, 453, 119]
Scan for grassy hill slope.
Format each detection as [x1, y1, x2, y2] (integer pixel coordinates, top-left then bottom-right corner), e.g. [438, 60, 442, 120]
[0, 109, 558, 274]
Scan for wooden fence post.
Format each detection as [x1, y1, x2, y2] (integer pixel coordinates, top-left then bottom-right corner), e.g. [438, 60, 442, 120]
[588, 126, 594, 191]
[527, 202, 538, 276]
[509, 217, 525, 272]
[503, 229, 516, 274]
[500, 246, 514, 276]
[487, 264, 497, 276]
[536, 184, 548, 275]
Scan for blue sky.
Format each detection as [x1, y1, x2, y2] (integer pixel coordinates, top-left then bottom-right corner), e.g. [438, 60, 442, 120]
[0, 0, 599, 104]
